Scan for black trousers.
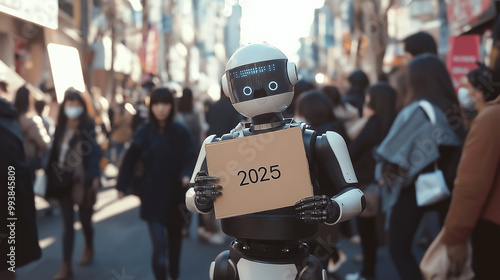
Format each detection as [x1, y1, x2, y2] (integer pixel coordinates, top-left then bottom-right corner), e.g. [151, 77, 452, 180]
[59, 196, 94, 262]
[471, 219, 500, 280]
[387, 185, 448, 280]
[148, 221, 183, 280]
[357, 216, 377, 278]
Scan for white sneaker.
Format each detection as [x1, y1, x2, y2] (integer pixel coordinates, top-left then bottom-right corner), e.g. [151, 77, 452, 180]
[207, 233, 226, 245]
[345, 272, 374, 280]
[327, 250, 346, 273]
[349, 235, 361, 244]
[345, 272, 361, 280]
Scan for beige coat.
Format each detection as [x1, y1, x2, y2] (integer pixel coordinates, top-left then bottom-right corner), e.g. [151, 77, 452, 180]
[18, 113, 51, 159]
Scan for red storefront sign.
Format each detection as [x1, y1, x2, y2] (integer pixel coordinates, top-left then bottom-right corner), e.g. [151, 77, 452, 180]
[139, 25, 159, 75]
[447, 0, 495, 36]
[446, 35, 481, 91]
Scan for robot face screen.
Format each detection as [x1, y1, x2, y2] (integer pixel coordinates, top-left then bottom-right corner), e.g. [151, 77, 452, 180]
[227, 59, 292, 103]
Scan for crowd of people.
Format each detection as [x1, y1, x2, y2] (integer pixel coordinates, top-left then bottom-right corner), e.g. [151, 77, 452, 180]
[0, 30, 499, 280]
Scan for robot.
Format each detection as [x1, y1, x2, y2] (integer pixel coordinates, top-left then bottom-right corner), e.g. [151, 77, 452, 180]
[185, 43, 365, 280]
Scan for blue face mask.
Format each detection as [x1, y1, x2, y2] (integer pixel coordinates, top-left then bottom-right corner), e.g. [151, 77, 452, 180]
[65, 107, 84, 119]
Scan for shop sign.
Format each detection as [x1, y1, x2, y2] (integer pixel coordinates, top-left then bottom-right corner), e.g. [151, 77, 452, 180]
[446, 35, 481, 91]
[447, 0, 494, 36]
[0, 0, 58, 30]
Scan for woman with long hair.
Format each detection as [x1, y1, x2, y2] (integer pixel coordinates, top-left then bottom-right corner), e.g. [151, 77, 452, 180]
[45, 88, 102, 280]
[376, 54, 465, 280]
[14, 86, 51, 182]
[345, 82, 397, 280]
[117, 87, 196, 280]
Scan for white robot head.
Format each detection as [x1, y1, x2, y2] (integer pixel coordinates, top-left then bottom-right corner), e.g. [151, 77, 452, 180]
[221, 43, 298, 118]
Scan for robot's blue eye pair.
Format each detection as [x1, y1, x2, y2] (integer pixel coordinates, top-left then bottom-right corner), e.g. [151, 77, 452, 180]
[243, 81, 278, 96]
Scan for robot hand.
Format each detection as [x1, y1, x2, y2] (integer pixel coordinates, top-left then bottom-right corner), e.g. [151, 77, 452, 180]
[194, 171, 222, 212]
[295, 195, 340, 224]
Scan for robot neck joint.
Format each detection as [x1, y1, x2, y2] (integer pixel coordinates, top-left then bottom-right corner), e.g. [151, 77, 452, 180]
[250, 112, 285, 131]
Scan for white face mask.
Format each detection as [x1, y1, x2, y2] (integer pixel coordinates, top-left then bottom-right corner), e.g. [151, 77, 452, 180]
[294, 116, 306, 123]
[457, 87, 475, 110]
[65, 107, 84, 119]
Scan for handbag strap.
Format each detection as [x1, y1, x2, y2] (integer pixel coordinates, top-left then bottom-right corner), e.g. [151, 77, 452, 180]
[419, 100, 439, 171]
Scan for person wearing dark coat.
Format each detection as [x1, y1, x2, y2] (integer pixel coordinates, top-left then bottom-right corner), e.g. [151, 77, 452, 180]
[205, 87, 243, 138]
[45, 88, 102, 280]
[0, 97, 42, 280]
[343, 70, 369, 117]
[116, 88, 196, 280]
[345, 82, 397, 280]
[294, 89, 349, 270]
[284, 79, 316, 118]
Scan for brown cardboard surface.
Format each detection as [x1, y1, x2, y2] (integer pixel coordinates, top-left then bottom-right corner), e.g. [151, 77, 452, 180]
[205, 126, 313, 219]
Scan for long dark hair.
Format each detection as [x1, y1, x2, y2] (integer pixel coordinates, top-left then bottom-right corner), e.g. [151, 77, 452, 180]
[149, 87, 175, 128]
[407, 54, 465, 138]
[366, 82, 396, 138]
[467, 63, 500, 102]
[296, 89, 336, 126]
[322, 85, 344, 108]
[14, 85, 30, 118]
[178, 87, 193, 113]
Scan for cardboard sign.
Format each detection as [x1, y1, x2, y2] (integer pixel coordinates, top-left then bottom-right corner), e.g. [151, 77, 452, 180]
[205, 126, 313, 219]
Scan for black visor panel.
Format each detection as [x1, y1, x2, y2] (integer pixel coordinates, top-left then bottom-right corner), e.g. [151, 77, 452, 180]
[227, 59, 292, 103]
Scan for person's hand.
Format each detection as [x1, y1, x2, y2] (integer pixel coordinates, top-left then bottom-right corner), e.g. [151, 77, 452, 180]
[194, 171, 222, 212]
[117, 190, 125, 199]
[182, 176, 190, 188]
[446, 242, 468, 278]
[295, 195, 339, 224]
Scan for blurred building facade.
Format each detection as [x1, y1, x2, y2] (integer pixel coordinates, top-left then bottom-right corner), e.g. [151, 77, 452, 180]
[300, 0, 500, 91]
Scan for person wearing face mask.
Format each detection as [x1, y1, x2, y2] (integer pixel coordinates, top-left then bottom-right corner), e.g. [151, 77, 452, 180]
[443, 65, 500, 279]
[116, 87, 196, 280]
[456, 64, 494, 128]
[45, 88, 102, 280]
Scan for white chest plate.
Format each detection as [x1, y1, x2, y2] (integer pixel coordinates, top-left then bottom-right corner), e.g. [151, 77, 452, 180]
[237, 258, 298, 280]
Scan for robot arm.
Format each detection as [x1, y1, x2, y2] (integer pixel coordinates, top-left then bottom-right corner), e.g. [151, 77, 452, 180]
[296, 131, 365, 225]
[185, 135, 222, 214]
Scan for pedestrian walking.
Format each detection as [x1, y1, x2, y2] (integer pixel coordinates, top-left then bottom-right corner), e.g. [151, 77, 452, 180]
[45, 88, 102, 280]
[116, 87, 196, 280]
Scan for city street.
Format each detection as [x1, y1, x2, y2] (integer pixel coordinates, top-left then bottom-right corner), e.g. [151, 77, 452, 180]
[15, 177, 430, 280]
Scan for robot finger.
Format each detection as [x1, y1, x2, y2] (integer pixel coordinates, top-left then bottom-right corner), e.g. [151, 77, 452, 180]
[298, 209, 328, 217]
[211, 184, 223, 190]
[202, 190, 222, 198]
[195, 176, 221, 185]
[295, 200, 328, 211]
[194, 184, 222, 192]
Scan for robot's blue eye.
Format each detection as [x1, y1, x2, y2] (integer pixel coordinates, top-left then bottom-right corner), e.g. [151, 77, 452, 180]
[268, 81, 278, 91]
[243, 86, 253, 96]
